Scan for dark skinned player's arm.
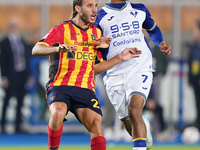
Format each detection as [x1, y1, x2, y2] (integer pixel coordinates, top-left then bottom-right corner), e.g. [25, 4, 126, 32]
[94, 53, 123, 75]
[94, 48, 141, 75]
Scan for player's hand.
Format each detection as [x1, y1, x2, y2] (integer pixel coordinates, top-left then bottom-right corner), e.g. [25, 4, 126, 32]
[120, 48, 142, 61]
[58, 44, 77, 52]
[159, 41, 171, 56]
[94, 37, 112, 49]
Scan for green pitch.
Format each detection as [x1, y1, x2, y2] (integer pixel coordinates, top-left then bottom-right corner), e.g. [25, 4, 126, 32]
[1, 146, 200, 150]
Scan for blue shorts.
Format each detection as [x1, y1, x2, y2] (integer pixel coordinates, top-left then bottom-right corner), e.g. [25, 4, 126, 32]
[46, 86, 102, 120]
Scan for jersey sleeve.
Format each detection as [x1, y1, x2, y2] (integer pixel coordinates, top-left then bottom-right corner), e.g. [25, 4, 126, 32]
[93, 8, 107, 33]
[142, 4, 163, 47]
[37, 24, 64, 46]
[142, 4, 156, 31]
[95, 50, 103, 64]
[147, 26, 163, 47]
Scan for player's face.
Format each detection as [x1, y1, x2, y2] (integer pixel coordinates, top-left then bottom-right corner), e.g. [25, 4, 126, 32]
[80, 0, 98, 24]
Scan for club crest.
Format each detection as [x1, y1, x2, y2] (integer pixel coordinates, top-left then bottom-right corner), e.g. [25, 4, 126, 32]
[91, 34, 96, 41]
[130, 10, 138, 17]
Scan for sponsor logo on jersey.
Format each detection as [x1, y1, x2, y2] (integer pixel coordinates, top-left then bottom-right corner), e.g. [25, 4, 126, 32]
[108, 16, 114, 21]
[67, 51, 96, 61]
[110, 21, 140, 39]
[74, 41, 96, 47]
[112, 30, 140, 39]
[72, 32, 80, 35]
[113, 38, 141, 46]
[142, 87, 148, 90]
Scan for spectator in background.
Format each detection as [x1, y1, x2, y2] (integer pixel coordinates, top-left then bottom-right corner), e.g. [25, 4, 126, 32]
[187, 19, 200, 130]
[0, 18, 31, 133]
[28, 29, 48, 121]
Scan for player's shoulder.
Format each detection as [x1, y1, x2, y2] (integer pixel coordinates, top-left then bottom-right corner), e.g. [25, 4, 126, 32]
[129, 2, 147, 12]
[94, 7, 108, 26]
[47, 20, 71, 34]
[97, 7, 107, 14]
[53, 20, 71, 28]
[96, 7, 108, 20]
[129, 2, 146, 8]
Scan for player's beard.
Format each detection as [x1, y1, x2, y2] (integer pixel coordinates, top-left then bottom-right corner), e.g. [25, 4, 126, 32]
[80, 11, 94, 24]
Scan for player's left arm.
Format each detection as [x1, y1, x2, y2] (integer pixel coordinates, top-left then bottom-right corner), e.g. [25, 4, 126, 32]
[158, 41, 171, 56]
[147, 26, 171, 56]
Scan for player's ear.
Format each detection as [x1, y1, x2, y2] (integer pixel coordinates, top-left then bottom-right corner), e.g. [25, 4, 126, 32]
[75, 5, 81, 13]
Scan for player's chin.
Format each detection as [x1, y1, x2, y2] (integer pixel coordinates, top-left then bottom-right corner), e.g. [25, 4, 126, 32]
[89, 19, 96, 24]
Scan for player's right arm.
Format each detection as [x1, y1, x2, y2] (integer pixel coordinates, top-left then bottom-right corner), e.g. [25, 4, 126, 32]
[32, 44, 58, 56]
[32, 23, 77, 56]
[32, 44, 77, 56]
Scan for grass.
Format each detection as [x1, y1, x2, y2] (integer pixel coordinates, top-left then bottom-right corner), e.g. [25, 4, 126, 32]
[1, 146, 200, 150]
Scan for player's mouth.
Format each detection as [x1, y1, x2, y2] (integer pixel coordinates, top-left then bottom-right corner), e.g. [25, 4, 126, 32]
[91, 14, 96, 21]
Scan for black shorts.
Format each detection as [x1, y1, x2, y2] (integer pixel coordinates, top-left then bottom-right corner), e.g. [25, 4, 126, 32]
[46, 86, 102, 120]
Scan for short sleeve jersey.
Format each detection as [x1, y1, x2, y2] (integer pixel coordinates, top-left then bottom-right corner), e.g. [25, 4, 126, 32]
[94, 2, 155, 75]
[37, 20, 103, 91]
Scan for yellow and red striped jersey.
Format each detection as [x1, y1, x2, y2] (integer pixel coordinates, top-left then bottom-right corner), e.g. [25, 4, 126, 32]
[37, 20, 103, 91]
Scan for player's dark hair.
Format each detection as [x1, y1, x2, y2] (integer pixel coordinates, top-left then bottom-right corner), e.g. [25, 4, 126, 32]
[72, 0, 83, 19]
[195, 19, 200, 30]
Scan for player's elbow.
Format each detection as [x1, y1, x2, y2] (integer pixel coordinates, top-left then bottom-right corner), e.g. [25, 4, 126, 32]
[32, 44, 41, 56]
[32, 48, 37, 56]
[94, 71, 100, 76]
[94, 69, 101, 76]
[94, 65, 101, 75]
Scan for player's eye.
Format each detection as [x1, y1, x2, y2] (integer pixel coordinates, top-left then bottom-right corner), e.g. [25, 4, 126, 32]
[87, 4, 92, 7]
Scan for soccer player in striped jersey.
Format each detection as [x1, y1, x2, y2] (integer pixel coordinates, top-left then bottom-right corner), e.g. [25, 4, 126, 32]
[32, 0, 141, 150]
[94, 0, 171, 150]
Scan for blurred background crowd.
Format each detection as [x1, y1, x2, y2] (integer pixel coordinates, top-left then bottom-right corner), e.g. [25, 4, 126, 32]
[0, 0, 200, 144]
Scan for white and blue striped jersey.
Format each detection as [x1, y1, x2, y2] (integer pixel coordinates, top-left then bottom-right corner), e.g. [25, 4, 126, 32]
[94, 2, 163, 76]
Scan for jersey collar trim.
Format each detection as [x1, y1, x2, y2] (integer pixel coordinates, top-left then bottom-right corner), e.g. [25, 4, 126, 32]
[105, 2, 127, 11]
[70, 19, 90, 31]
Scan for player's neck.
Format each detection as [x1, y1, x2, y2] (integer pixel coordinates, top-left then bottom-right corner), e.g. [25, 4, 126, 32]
[72, 16, 89, 29]
[109, 0, 126, 4]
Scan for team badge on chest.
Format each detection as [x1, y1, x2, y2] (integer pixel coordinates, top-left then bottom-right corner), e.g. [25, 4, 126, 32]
[91, 34, 96, 41]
